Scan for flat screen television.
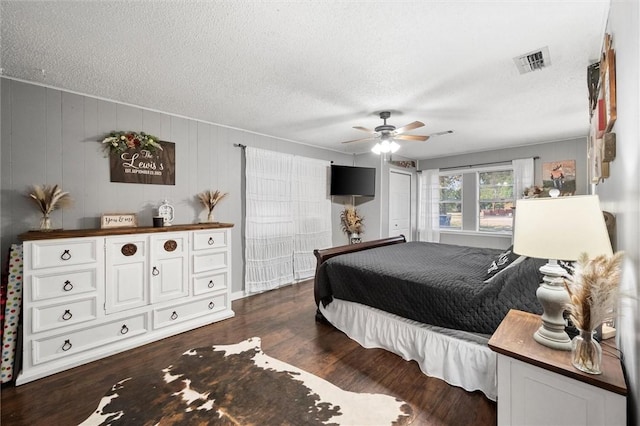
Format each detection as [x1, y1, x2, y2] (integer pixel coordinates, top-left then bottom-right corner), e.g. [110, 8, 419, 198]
[330, 165, 376, 197]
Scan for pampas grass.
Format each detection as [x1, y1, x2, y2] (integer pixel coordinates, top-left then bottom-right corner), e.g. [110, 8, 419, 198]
[564, 251, 624, 373]
[27, 184, 72, 216]
[564, 252, 624, 331]
[196, 190, 228, 222]
[340, 205, 363, 235]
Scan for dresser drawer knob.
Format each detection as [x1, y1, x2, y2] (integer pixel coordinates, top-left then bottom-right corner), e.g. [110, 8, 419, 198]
[170, 311, 178, 320]
[152, 266, 160, 276]
[208, 237, 214, 245]
[60, 250, 71, 261]
[121, 324, 129, 335]
[61, 339, 72, 351]
[208, 280, 214, 288]
[62, 309, 73, 321]
[63, 280, 73, 291]
[208, 301, 215, 310]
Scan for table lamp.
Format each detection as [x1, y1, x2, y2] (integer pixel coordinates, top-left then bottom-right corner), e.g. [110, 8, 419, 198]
[513, 195, 613, 350]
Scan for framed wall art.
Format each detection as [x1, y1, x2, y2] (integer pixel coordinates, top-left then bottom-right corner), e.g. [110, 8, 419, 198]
[601, 33, 617, 132]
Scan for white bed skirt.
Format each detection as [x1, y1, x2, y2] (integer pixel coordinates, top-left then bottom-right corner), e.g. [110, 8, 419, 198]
[319, 298, 497, 401]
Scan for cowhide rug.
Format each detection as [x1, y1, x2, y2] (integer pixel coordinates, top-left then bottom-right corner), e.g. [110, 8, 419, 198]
[80, 337, 414, 425]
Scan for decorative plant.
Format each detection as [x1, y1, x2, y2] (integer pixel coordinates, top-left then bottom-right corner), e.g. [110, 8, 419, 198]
[340, 205, 364, 235]
[522, 185, 543, 198]
[27, 184, 72, 230]
[564, 251, 624, 373]
[196, 190, 228, 222]
[101, 131, 162, 154]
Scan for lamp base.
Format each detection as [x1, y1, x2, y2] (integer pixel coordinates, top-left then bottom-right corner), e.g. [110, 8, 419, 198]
[534, 260, 572, 351]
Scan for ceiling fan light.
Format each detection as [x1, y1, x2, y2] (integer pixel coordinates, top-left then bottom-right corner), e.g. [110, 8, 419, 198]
[390, 141, 400, 153]
[371, 143, 382, 155]
[380, 140, 391, 152]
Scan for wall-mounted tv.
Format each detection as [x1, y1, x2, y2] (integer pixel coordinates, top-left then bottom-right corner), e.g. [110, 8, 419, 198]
[330, 165, 376, 197]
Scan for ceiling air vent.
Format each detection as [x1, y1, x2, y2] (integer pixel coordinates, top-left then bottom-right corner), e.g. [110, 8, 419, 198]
[513, 46, 551, 74]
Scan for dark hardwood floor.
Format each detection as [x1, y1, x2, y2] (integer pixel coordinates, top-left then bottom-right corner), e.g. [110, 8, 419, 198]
[1, 280, 496, 425]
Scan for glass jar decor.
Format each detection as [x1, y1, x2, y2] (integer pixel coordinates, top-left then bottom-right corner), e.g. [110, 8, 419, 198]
[571, 329, 602, 375]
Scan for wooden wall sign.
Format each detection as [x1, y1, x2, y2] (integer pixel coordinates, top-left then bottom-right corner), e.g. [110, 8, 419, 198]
[110, 141, 175, 185]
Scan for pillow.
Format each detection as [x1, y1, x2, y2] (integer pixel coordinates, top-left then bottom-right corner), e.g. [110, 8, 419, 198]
[484, 246, 523, 282]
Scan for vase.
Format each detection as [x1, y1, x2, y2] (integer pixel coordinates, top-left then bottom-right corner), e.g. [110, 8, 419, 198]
[207, 210, 215, 223]
[571, 329, 602, 375]
[349, 232, 361, 244]
[39, 214, 52, 231]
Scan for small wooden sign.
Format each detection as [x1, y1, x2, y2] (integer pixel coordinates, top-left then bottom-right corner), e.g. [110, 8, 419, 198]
[101, 213, 138, 229]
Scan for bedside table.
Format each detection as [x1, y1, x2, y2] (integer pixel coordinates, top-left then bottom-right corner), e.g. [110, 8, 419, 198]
[488, 310, 627, 426]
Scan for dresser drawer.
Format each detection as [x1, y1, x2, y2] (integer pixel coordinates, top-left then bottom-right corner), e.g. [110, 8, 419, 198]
[154, 294, 227, 329]
[29, 239, 98, 270]
[193, 271, 228, 296]
[31, 268, 97, 302]
[192, 251, 228, 274]
[32, 314, 148, 366]
[192, 230, 227, 250]
[32, 297, 97, 333]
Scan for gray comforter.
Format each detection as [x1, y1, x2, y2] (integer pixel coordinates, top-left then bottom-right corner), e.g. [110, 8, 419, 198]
[315, 241, 544, 334]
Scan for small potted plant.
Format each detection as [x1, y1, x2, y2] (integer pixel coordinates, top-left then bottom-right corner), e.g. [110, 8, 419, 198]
[340, 205, 364, 243]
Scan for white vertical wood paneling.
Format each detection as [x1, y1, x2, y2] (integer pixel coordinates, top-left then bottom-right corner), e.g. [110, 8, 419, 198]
[45, 88, 63, 186]
[83, 96, 101, 229]
[61, 92, 86, 230]
[0, 79, 352, 292]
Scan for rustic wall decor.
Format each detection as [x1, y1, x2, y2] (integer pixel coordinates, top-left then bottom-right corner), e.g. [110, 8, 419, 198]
[110, 141, 175, 185]
[101, 213, 138, 229]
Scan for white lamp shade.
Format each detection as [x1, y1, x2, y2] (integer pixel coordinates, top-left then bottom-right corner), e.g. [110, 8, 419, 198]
[513, 195, 612, 260]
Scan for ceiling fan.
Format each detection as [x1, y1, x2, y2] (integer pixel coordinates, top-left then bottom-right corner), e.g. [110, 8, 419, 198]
[342, 111, 452, 154]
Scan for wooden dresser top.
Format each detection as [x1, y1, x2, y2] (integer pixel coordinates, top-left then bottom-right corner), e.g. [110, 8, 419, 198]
[488, 309, 627, 396]
[19, 222, 234, 241]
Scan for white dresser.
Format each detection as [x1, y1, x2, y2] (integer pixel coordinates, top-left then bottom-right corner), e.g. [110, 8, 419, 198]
[17, 223, 234, 385]
[489, 310, 627, 426]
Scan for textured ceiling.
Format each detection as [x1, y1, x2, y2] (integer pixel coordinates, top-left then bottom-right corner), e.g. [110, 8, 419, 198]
[1, 1, 609, 160]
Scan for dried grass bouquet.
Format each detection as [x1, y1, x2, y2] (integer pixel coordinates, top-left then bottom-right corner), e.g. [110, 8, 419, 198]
[564, 252, 624, 331]
[564, 251, 624, 373]
[27, 184, 72, 230]
[196, 190, 228, 222]
[340, 205, 364, 235]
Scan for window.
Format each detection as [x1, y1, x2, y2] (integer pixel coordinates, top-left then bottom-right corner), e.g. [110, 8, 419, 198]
[439, 174, 462, 230]
[478, 170, 514, 233]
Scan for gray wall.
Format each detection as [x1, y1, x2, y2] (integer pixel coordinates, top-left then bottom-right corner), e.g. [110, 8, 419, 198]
[596, 1, 639, 422]
[418, 138, 587, 249]
[0, 78, 353, 295]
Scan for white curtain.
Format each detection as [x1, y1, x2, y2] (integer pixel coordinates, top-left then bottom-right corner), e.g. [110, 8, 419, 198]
[245, 147, 331, 293]
[292, 157, 332, 282]
[417, 169, 440, 242]
[512, 158, 535, 200]
[245, 148, 295, 293]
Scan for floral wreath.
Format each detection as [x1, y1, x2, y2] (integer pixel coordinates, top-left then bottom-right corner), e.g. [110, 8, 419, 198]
[101, 131, 163, 154]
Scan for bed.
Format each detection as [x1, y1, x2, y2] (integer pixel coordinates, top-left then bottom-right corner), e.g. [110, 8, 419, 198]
[313, 236, 546, 401]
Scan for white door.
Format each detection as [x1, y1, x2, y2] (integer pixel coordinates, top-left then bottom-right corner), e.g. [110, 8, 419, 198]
[389, 170, 412, 240]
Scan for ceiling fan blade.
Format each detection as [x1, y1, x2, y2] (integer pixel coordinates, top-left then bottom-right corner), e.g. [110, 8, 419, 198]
[395, 134, 429, 141]
[353, 126, 376, 134]
[341, 136, 375, 144]
[394, 121, 425, 134]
